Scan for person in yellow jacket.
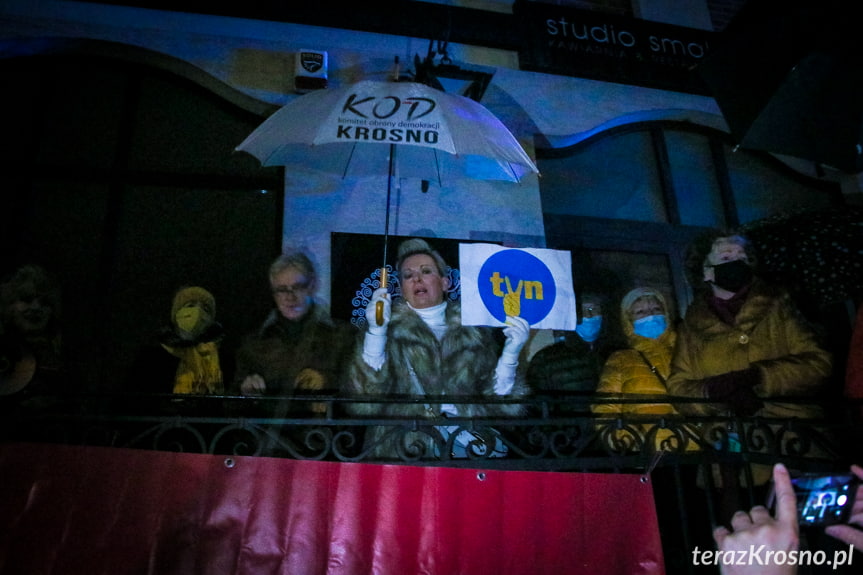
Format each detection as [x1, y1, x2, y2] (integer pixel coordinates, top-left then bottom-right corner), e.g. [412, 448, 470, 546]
[592, 287, 699, 454]
[160, 286, 224, 395]
[667, 230, 832, 519]
[667, 231, 831, 421]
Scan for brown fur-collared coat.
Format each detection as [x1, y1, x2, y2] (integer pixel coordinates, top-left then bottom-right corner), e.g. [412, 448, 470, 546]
[344, 300, 529, 459]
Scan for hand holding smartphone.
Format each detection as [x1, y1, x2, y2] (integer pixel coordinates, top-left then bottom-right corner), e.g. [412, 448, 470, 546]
[775, 472, 860, 528]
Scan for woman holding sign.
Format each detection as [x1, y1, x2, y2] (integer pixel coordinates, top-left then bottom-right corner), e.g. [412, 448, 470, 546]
[344, 238, 531, 460]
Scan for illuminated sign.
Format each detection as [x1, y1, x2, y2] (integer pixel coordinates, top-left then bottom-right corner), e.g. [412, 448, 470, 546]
[514, 1, 715, 95]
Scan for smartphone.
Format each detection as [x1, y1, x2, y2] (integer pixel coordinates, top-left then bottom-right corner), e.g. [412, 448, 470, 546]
[789, 472, 859, 527]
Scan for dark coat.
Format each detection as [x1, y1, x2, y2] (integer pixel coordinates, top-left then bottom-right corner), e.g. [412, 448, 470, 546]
[527, 335, 618, 394]
[233, 303, 356, 396]
[667, 280, 832, 419]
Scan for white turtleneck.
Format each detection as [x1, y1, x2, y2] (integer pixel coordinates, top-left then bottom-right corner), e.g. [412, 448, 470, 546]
[408, 300, 448, 341]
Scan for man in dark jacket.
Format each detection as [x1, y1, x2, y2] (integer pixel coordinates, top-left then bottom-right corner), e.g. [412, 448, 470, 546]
[527, 293, 620, 411]
[234, 251, 356, 403]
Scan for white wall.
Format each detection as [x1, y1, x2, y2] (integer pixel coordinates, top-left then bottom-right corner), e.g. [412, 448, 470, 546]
[3, 0, 856, 297]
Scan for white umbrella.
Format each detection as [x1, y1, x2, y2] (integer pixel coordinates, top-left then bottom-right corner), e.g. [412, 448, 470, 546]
[236, 79, 539, 322]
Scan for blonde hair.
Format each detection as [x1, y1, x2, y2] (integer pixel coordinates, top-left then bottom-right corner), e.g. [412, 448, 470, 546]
[396, 238, 448, 277]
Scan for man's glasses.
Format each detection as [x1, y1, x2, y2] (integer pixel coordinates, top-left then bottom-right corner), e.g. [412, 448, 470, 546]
[272, 282, 311, 297]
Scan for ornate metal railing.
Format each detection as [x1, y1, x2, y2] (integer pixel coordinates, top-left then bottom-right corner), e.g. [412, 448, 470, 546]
[2, 392, 859, 468]
[2, 392, 861, 575]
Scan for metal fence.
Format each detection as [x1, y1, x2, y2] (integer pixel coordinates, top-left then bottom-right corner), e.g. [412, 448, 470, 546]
[2, 392, 861, 574]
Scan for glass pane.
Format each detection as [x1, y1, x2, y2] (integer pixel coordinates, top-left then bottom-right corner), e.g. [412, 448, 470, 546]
[665, 131, 726, 228]
[538, 131, 667, 222]
[572, 248, 678, 342]
[725, 146, 836, 224]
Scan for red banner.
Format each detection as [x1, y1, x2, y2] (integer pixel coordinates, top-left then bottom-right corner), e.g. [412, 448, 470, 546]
[0, 443, 664, 574]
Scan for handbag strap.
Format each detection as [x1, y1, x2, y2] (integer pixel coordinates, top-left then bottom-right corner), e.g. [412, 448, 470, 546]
[407, 362, 440, 417]
[636, 351, 667, 385]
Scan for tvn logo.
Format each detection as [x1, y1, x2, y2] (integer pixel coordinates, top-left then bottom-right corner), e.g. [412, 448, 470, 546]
[479, 250, 556, 324]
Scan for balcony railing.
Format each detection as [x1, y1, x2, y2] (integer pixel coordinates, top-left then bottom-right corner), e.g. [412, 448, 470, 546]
[2, 391, 861, 574]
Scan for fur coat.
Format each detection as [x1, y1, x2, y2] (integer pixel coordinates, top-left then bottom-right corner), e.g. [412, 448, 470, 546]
[344, 300, 529, 459]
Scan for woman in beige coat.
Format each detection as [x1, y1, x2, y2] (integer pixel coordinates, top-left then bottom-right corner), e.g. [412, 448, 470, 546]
[667, 230, 832, 497]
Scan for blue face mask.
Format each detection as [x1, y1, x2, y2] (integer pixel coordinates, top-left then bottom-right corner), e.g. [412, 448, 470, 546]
[575, 315, 603, 343]
[633, 314, 667, 339]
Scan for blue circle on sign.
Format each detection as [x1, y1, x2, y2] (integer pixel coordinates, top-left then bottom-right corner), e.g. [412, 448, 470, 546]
[478, 250, 556, 324]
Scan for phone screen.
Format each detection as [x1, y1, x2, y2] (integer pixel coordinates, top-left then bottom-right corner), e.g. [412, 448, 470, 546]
[791, 473, 859, 527]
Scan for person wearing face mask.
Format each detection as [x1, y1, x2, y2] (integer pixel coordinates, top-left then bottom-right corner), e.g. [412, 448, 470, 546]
[667, 230, 832, 511]
[591, 287, 698, 453]
[158, 286, 224, 395]
[344, 238, 531, 460]
[667, 230, 831, 420]
[527, 293, 621, 413]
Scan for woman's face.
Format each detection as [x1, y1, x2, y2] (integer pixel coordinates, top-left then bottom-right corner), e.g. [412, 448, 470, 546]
[703, 238, 749, 283]
[271, 266, 315, 321]
[629, 296, 664, 321]
[399, 254, 450, 309]
[6, 295, 53, 334]
[581, 299, 602, 319]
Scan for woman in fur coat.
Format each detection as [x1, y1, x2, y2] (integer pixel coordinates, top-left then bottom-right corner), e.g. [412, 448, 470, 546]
[344, 238, 531, 460]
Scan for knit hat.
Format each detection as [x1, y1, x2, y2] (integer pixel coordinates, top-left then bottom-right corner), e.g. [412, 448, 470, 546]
[171, 286, 216, 321]
[620, 287, 668, 323]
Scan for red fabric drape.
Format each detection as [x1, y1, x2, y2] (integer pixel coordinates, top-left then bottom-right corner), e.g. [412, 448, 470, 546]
[0, 443, 664, 575]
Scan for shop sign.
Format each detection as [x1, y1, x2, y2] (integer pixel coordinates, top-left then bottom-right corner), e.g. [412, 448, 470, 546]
[514, 1, 715, 95]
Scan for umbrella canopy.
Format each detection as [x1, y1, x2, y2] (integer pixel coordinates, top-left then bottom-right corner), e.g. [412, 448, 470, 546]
[236, 79, 539, 184]
[236, 79, 539, 326]
[697, 0, 863, 173]
[742, 206, 863, 306]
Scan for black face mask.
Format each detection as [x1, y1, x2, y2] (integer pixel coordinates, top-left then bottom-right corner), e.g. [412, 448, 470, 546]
[711, 259, 754, 293]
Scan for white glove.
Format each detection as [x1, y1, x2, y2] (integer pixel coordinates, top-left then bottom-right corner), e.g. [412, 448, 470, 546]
[362, 287, 391, 370]
[240, 374, 267, 396]
[494, 315, 530, 395]
[501, 315, 530, 364]
[366, 287, 391, 336]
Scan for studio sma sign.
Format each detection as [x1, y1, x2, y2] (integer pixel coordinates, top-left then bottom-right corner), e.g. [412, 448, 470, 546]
[513, 0, 715, 95]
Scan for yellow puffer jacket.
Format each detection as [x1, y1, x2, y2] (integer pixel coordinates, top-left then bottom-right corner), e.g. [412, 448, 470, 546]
[593, 289, 699, 453]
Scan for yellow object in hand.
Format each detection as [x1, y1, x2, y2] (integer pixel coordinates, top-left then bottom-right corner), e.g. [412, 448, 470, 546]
[376, 266, 388, 326]
[503, 291, 521, 317]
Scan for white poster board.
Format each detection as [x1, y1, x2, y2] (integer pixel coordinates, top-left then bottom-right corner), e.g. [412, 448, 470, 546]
[459, 243, 577, 330]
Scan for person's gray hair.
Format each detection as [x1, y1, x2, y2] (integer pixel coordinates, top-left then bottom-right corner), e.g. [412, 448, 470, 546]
[684, 229, 758, 291]
[396, 238, 448, 277]
[268, 250, 317, 285]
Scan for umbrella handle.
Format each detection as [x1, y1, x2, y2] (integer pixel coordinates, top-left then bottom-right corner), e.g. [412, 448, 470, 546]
[376, 267, 387, 326]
